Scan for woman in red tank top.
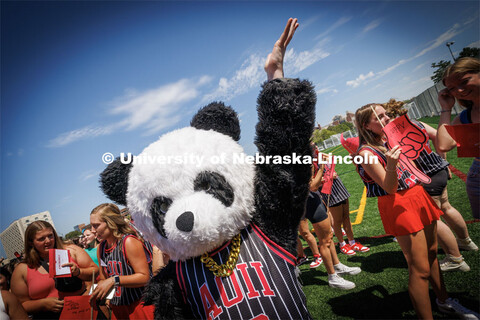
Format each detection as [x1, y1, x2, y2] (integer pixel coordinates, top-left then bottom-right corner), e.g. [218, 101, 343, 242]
[10, 221, 98, 319]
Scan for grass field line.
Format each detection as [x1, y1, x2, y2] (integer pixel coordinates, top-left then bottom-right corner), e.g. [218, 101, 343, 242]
[448, 164, 467, 182]
[350, 187, 367, 225]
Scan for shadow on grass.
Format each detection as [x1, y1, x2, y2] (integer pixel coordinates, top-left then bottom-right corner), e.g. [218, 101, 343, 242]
[348, 250, 407, 273]
[326, 286, 472, 319]
[327, 285, 415, 319]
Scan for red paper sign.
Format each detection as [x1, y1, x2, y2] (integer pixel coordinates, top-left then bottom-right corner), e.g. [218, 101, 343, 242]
[340, 133, 359, 155]
[60, 296, 97, 320]
[382, 115, 431, 184]
[445, 123, 480, 158]
[321, 162, 336, 194]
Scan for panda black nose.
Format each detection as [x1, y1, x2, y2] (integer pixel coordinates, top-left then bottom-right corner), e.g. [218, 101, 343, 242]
[176, 211, 194, 232]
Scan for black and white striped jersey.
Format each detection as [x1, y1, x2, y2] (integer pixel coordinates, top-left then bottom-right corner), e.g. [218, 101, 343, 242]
[321, 175, 351, 207]
[356, 145, 418, 197]
[410, 120, 449, 176]
[99, 234, 153, 306]
[175, 224, 312, 320]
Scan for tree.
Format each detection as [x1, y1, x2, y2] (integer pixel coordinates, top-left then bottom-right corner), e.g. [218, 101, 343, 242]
[431, 60, 451, 84]
[431, 47, 480, 83]
[311, 129, 322, 145]
[458, 47, 480, 59]
[65, 230, 81, 240]
[320, 128, 336, 141]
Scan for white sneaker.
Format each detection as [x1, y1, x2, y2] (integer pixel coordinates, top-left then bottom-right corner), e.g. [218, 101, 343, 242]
[457, 237, 479, 251]
[440, 255, 471, 272]
[334, 263, 361, 276]
[436, 298, 480, 320]
[328, 273, 355, 290]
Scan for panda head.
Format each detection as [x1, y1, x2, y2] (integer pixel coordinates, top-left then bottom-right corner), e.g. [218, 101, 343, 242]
[100, 102, 255, 261]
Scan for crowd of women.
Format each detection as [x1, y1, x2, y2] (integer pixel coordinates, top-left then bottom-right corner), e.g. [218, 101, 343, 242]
[0, 203, 166, 320]
[0, 18, 478, 319]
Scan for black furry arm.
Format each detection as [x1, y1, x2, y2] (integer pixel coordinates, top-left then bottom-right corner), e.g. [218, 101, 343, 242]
[143, 262, 191, 320]
[253, 78, 316, 255]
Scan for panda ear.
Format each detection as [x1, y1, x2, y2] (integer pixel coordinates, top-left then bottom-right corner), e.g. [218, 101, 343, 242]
[99, 158, 132, 206]
[190, 102, 241, 141]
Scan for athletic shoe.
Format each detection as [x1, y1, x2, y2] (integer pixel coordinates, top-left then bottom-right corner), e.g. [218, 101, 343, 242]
[310, 256, 323, 268]
[392, 237, 398, 242]
[457, 237, 479, 251]
[436, 298, 480, 320]
[351, 242, 370, 252]
[439, 255, 470, 272]
[328, 274, 355, 290]
[296, 256, 309, 266]
[334, 263, 361, 276]
[339, 243, 356, 256]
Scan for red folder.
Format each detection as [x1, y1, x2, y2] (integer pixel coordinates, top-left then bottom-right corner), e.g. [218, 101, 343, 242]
[48, 249, 73, 278]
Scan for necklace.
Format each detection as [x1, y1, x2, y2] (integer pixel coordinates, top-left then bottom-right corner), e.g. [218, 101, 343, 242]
[200, 234, 241, 278]
[105, 239, 118, 253]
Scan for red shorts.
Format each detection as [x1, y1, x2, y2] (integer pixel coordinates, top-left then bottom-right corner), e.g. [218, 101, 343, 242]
[110, 299, 155, 320]
[377, 185, 442, 236]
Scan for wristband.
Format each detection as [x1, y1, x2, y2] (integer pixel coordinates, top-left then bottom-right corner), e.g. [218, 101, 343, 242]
[440, 109, 451, 113]
[114, 275, 120, 287]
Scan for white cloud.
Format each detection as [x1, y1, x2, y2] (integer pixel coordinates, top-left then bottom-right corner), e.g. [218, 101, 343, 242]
[316, 87, 338, 95]
[203, 47, 329, 103]
[48, 77, 211, 147]
[202, 54, 264, 103]
[315, 16, 352, 40]
[48, 125, 117, 148]
[413, 62, 427, 72]
[79, 170, 99, 182]
[346, 22, 465, 88]
[362, 19, 381, 33]
[413, 24, 462, 59]
[113, 77, 211, 135]
[467, 40, 480, 48]
[286, 48, 330, 73]
[346, 71, 375, 88]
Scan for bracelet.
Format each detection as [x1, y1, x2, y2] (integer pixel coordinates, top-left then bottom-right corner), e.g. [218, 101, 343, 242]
[440, 109, 451, 113]
[74, 267, 81, 277]
[385, 167, 396, 172]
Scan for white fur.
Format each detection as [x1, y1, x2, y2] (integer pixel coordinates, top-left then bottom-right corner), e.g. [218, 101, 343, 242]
[127, 127, 255, 261]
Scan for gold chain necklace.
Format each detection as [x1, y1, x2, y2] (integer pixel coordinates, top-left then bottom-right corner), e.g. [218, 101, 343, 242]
[200, 234, 241, 277]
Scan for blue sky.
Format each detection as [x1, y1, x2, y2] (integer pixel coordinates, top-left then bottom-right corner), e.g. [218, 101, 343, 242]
[1, 1, 479, 257]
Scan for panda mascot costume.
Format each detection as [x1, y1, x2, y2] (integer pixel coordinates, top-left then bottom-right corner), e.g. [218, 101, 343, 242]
[99, 18, 316, 319]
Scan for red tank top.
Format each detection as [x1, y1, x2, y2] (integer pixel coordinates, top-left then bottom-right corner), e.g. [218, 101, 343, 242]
[27, 266, 58, 300]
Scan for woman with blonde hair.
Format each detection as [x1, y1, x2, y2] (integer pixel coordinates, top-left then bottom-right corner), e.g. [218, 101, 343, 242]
[437, 57, 480, 219]
[89, 203, 154, 319]
[354, 104, 477, 319]
[11, 220, 98, 319]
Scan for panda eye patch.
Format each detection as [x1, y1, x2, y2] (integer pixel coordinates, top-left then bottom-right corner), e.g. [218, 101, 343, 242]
[150, 196, 172, 238]
[194, 171, 234, 207]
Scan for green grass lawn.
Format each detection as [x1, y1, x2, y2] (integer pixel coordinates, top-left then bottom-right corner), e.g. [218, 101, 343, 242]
[301, 116, 480, 319]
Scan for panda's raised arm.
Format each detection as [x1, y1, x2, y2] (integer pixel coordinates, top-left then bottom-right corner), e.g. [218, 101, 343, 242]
[253, 18, 316, 255]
